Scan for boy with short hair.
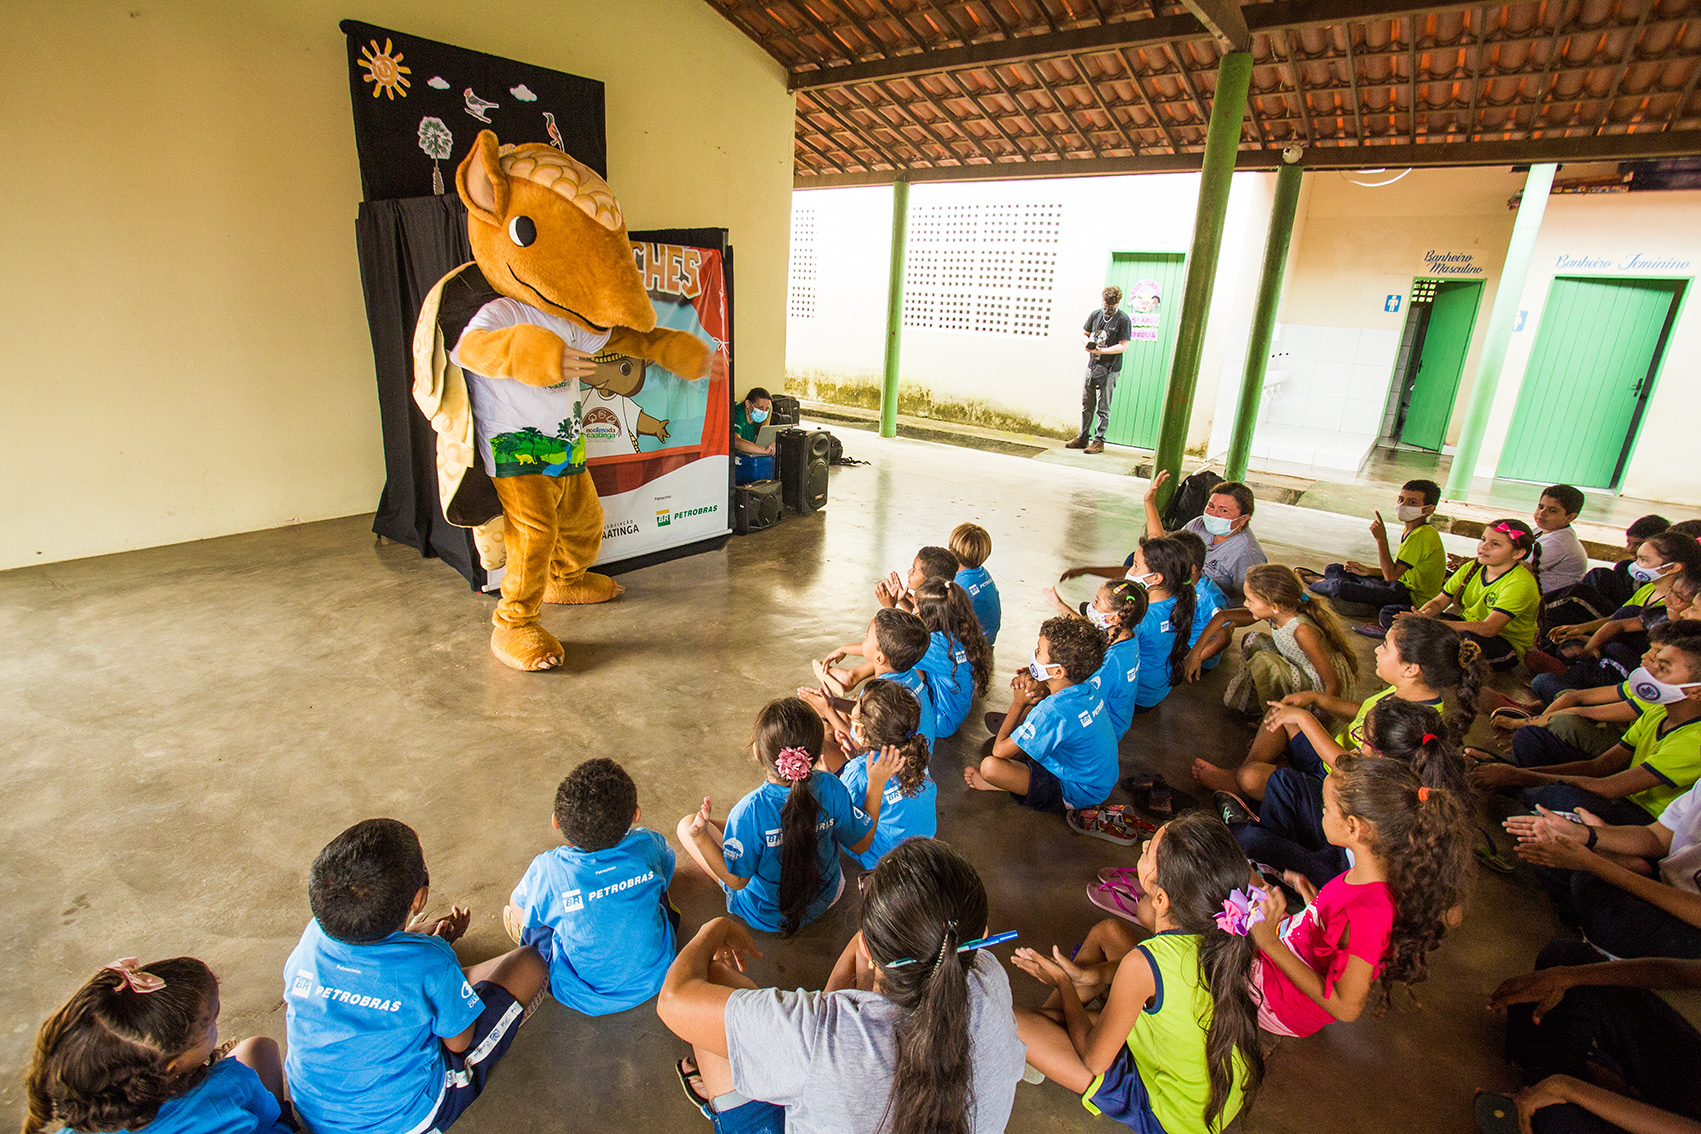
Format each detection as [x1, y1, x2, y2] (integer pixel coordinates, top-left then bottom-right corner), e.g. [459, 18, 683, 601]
[285, 819, 547, 1134]
[811, 608, 937, 748]
[504, 758, 677, 1016]
[1472, 622, 1701, 827]
[964, 616, 1116, 814]
[1304, 480, 1445, 637]
[1535, 484, 1590, 594]
[950, 522, 1001, 644]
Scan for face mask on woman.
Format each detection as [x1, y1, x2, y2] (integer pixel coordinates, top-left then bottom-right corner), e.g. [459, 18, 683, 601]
[1395, 504, 1427, 523]
[1629, 560, 1671, 585]
[1627, 666, 1701, 705]
[749, 406, 770, 423]
[1201, 513, 1237, 537]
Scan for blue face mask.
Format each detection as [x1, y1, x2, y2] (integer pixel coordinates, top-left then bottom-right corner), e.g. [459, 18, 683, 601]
[750, 406, 770, 423]
[1201, 513, 1237, 537]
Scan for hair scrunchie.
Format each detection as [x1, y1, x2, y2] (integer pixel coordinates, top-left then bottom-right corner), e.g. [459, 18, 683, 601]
[104, 959, 166, 994]
[1417, 786, 1433, 803]
[1421, 733, 1439, 745]
[1457, 640, 1482, 667]
[775, 746, 813, 783]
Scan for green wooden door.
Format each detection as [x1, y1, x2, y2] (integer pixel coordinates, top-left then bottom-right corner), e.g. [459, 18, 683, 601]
[1102, 252, 1186, 449]
[1497, 277, 1684, 489]
[1400, 281, 1481, 451]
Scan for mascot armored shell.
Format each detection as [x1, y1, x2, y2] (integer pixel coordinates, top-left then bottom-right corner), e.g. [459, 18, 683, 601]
[413, 130, 719, 672]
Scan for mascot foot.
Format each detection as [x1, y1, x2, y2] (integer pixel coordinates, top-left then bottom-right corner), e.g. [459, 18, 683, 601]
[491, 624, 564, 671]
[543, 573, 625, 605]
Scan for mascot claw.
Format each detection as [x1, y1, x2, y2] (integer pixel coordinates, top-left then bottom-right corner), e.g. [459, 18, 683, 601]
[492, 624, 565, 671]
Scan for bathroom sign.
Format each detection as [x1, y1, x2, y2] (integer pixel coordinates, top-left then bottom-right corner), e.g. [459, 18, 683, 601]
[1384, 295, 1402, 313]
[1421, 250, 1483, 276]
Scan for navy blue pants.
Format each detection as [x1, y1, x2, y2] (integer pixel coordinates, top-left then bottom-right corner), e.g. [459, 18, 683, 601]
[1531, 867, 1701, 959]
[1510, 726, 1595, 769]
[1232, 768, 1346, 889]
[1517, 784, 1653, 828]
[1309, 564, 1411, 611]
[1507, 939, 1701, 1133]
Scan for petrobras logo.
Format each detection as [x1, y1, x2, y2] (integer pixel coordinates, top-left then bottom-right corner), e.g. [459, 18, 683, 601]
[290, 970, 314, 998]
[656, 509, 672, 527]
[1078, 710, 1095, 727]
[563, 888, 585, 913]
[723, 837, 744, 861]
[313, 983, 404, 1012]
[585, 871, 656, 902]
[763, 827, 783, 849]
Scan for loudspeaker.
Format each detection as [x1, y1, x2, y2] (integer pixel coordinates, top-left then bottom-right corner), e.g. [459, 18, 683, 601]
[769, 394, 801, 426]
[778, 428, 830, 514]
[734, 479, 783, 534]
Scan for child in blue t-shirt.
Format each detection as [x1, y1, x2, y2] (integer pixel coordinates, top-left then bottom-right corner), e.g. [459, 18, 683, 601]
[913, 577, 993, 737]
[505, 758, 677, 1017]
[1085, 580, 1150, 739]
[813, 609, 938, 748]
[965, 615, 1117, 813]
[284, 819, 548, 1134]
[952, 521, 1002, 644]
[1127, 537, 1197, 709]
[1168, 528, 1226, 670]
[26, 957, 291, 1134]
[677, 696, 878, 936]
[815, 677, 937, 868]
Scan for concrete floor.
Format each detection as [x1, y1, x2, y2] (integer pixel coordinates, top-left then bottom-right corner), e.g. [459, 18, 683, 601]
[1, 431, 1574, 1132]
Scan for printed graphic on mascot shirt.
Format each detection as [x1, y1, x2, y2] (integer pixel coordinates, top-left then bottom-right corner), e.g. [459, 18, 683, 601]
[489, 409, 584, 477]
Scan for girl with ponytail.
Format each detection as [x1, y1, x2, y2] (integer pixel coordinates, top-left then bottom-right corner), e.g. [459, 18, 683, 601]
[1249, 755, 1474, 1037]
[831, 678, 938, 869]
[1043, 578, 1149, 739]
[1232, 698, 1469, 888]
[677, 697, 879, 937]
[25, 957, 290, 1134]
[1013, 812, 1264, 1134]
[658, 839, 1026, 1134]
[913, 577, 994, 737]
[1130, 537, 1195, 710]
[1196, 615, 1483, 803]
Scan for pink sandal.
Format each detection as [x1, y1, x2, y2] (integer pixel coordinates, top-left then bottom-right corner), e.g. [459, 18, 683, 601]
[1087, 881, 1144, 923]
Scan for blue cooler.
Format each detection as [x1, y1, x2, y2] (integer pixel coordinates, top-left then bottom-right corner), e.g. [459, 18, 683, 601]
[735, 454, 774, 485]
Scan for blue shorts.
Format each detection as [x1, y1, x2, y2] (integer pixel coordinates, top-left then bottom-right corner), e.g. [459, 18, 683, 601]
[1287, 730, 1328, 780]
[1011, 755, 1067, 814]
[708, 1098, 785, 1134]
[1083, 1047, 1166, 1133]
[423, 981, 524, 1133]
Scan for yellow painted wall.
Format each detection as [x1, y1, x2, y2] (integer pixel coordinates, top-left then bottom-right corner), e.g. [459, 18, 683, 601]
[0, 0, 792, 571]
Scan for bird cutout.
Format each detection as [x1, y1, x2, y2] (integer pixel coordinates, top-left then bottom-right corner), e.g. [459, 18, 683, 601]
[417, 116, 453, 195]
[463, 87, 499, 123]
[543, 111, 565, 151]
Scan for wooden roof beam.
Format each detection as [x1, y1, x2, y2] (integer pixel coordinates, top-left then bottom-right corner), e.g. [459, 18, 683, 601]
[1181, 0, 1251, 52]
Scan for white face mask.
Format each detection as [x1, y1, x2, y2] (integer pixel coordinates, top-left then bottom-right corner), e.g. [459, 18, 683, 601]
[1395, 504, 1427, 523]
[1124, 568, 1156, 588]
[1028, 649, 1063, 682]
[1086, 606, 1115, 631]
[1629, 561, 1671, 585]
[1627, 667, 1701, 705]
[1201, 513, 1237, 537]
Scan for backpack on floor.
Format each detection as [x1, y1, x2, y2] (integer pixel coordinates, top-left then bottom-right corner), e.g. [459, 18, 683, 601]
[1161, 469, 1224, 531]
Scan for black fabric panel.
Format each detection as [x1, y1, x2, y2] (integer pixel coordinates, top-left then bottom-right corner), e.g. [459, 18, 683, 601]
[353, 193, 483, 589]
[340, 20, 605, 202]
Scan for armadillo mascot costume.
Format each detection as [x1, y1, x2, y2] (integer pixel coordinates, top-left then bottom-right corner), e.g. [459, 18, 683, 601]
[413, 130, 720, 671]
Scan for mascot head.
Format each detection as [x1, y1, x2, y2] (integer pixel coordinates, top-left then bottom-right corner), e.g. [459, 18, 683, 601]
[456, 129, 656, 335]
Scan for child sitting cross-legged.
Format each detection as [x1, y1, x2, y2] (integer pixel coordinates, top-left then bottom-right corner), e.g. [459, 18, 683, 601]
[1185, 564, 1359, 716]
[965, 616, 1117, 818]
[912, 577, 993, 738]
[284, 819, 548, 1134]
[870, 544, 958, 616]
[677, 696, 878, 936]
[1531, 536, 1701, 690]
[25, 958, 290, 1134]
[951, 521, 1002, 644]
[1394, 519, 1542, 670]
[809, 677, 935, 869]
[1300, 478, 1445, 632]
[1011, 812, 1264, 1134]
[1246, 755, 1474, 1038]
[811, 609, 937, 748]
[504, 758, 678, 1016]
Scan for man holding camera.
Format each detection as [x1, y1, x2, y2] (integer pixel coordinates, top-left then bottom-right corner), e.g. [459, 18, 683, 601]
[1066, 286, 1132, 454]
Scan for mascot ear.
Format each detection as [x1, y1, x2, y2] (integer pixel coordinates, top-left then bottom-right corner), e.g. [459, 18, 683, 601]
[457, 129, 508, 226]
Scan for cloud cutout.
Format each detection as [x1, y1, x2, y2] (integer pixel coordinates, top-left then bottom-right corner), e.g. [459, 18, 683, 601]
[427, 76, 449, 89]
[509, 83, 537, 101]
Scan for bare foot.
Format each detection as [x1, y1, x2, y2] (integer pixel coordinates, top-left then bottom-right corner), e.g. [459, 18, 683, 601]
[1191, 757, 1239, 794]
[964, 766, 997, 792]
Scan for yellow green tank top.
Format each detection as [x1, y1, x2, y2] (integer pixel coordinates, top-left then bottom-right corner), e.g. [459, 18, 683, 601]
[1123, 931, 1247, 1134]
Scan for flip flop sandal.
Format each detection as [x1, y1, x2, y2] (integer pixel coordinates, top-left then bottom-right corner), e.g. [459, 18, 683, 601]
[1068, 806, 1153, 846]
[1490, 707, 1534, 731]
[1086, 881, 1145, 924]
[1473, 1091, 1520, 1134]
[1022, 1063, 1047, 1085]
[984, 710, 1006, 735]
[1351, 622, 1388, 639]
[1147, 783, 1174, 815]
[676, 1058, 714, 1120]
[1475, 837, 1518, 875]
[1214, 790, 1258, 827]
[1121, 772, 1161, 793]
[1464, 746, 1512, 767]
[1097, 866, 1142, 887]
[812, 659, 849, 699]
[1479, 689, 1540, 715]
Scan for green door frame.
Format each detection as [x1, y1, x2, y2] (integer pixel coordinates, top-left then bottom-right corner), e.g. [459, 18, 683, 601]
[1398, 278, 1483, 451]
[1100, 248, 1187, 450]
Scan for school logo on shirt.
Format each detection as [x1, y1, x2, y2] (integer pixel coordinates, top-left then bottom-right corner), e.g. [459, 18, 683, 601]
[723, 837, 744, 861]
[461, 981, 477, 1003]
[290, 970, 314, 998]
[562, 888, 585, 913]
[763, 827, 783, 848]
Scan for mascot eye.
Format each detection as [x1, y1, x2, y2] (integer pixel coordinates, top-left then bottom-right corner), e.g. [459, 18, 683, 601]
[508, 216, 537, 247]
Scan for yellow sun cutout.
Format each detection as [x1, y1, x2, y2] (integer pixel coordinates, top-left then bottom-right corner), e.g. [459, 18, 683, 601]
[359, 38, 411, 100]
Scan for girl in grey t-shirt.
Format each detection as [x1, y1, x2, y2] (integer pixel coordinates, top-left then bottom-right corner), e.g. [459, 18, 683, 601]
[657, 839, 1026, 1134]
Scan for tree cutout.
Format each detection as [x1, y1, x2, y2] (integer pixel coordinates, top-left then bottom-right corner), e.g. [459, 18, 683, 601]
[417, 116, 453, 195]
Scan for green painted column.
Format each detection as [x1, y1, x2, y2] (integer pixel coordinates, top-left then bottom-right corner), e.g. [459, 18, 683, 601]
[1225, 157, 1304, 482]
[1152, 51, 1254, 509]
[880, 178, 910, 439]
[1444, 162, 1557, 501]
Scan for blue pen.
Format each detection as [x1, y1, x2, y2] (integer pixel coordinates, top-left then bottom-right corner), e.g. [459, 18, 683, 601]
[887, 930, 1019, 968]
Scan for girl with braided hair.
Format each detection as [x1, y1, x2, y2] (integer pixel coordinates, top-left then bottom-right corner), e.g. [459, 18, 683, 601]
[1248, 754, 1475, 1036]
[25, 957, 290, 1134]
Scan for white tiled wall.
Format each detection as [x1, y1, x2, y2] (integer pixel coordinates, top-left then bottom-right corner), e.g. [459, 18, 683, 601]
[1208, 323, 1399, 475]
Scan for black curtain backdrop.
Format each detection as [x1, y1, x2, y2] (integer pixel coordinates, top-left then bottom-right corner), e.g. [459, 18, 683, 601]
[355, 193, 484, 588]
[340, 19, 605, 201]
